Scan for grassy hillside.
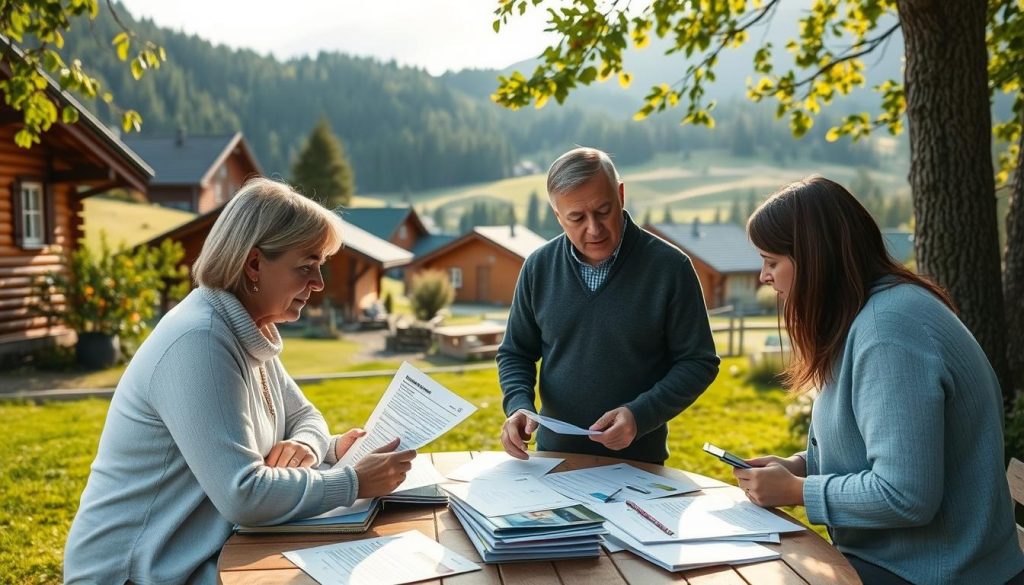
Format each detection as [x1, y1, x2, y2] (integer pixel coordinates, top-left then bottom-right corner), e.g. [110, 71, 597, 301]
[397, 150, 909, 228]
[81, 196, 194, 250]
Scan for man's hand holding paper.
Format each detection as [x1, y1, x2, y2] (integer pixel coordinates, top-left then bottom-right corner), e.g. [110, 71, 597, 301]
[587, 406, 637, 451]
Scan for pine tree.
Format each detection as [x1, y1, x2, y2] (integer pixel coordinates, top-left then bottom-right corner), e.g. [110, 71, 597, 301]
[291, 116, 355, 208]
[728, 197, 743, 225]
[526, 190, 542, 232]
[433, 206, 447, 233]
[713, 207, 722, 224]
[643, 208, 653, 226]
[663, 204, 675, 225]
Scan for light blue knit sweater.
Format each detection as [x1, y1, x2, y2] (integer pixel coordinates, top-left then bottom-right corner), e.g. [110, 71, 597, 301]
[802, 282, 1024, 584]
[64, 288, 359, 584]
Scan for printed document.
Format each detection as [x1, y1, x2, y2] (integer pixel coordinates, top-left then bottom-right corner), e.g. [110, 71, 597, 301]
[446, 452, 563, 482]
[284, 529, 479, 585]
[591, 494, 804, 543]
[339, 362, 476, 465]
[541, 463, 700, 504]
[392, 455, 448, 493]
[601, 522, 780, 571]
[442, 475, 578, 517]
[522, 411, 602, 435]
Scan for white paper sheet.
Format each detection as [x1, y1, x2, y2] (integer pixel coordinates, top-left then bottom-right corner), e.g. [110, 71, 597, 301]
[393, 456, 448, 492]
[521, 411, 603, 435]
[541, 463, 700, 504]
[601, 522, 780, 572]
[339, 362, 477, 465]
[442, 475, 579, 517]
[284, 529, 480, 585]
[591, 494, 804, 543]
[446, 452, 564, 482]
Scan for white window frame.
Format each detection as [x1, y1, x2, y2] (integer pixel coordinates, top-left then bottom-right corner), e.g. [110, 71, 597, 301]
[214, 165, 229, 205]
[449, 267, 463, 289]
[19, 181, 44, 248]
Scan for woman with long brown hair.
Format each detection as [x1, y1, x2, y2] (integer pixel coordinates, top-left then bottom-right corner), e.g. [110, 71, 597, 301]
[734, 176, 1023, 585]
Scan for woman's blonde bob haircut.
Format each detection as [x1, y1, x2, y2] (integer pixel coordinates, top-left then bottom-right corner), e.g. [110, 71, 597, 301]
[193, 177, 344, 296]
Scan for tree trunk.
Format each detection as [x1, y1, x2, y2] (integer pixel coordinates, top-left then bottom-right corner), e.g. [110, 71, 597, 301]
[1005, 111, 1024, 400]
[898, 0, 1012, 401]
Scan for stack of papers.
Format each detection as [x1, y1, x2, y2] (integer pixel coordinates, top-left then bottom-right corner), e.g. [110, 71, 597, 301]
[236, 458, 449, 534]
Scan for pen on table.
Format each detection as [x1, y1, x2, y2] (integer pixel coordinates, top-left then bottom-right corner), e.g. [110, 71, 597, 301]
[602, 487, 623, 502]
[626, 500, 675, 536]
[625, 484, 651, 494]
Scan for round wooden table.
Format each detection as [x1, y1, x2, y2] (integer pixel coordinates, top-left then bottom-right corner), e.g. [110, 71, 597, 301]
[218, 451, 861, 585]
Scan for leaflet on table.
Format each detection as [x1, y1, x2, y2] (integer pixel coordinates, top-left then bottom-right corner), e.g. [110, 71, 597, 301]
[589, 494, 804, 544]
[441, 475, 578, 517]
[446, 452, 564, 482]
[600, 522, 780, 572]
[339, 362, 477, 466]
[521, 411, 603, 435]
[540, 463, 700, 504]
[283, 529, 479, 585]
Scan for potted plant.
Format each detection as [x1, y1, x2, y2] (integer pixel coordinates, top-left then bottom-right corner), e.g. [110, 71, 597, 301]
[33, 235, 187, 370]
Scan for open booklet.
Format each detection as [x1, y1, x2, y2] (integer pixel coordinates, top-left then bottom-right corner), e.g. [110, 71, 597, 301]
[236, 456, 449, 534]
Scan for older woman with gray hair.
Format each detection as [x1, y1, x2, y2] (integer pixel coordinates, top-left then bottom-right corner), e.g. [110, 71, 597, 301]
[64, 178, 415, 585]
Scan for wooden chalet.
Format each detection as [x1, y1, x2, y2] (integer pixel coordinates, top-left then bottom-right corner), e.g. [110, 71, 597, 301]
[0, 51, 153, 363]
[341, 206, 430, 251]
[123, 131, 261, 214]
[646, 221, 762, 310]
[406, 225, 547, 305]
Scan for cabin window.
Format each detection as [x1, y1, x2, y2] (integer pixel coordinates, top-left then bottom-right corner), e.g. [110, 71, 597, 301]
[19, 181, 45, 248]
[399, 225, 408, 240]
[449, 267, 463, 289]
[214, 165, 229, 205]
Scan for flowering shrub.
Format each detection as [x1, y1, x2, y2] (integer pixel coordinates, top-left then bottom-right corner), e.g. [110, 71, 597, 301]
[33, 235, 188, 341]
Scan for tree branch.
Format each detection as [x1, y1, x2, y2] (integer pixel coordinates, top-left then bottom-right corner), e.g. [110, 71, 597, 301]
[792, 22, 901, 89]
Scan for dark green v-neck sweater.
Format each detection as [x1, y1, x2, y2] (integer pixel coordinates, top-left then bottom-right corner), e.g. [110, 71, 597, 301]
[497, 213, 719, 463]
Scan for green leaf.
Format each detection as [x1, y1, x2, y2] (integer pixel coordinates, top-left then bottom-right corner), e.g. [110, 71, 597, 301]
[61, 105, 79, 124]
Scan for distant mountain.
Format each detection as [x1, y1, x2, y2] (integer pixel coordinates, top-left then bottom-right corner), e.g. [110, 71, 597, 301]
[53, 3, 902, 194]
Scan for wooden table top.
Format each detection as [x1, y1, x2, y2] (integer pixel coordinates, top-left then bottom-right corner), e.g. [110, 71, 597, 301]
[218, 451, 861, 585]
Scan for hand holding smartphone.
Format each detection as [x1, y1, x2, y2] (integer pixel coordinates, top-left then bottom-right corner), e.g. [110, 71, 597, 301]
[702, 442, 752, 469]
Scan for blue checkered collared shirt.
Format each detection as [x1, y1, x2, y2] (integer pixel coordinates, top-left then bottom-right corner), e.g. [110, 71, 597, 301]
[569, 236, 624, 291]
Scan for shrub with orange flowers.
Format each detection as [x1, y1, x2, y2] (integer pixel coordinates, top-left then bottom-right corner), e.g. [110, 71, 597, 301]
[33, 234, 189, 345]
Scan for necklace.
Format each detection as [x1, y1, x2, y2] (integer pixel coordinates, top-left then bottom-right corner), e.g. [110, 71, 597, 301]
[258, 366, 276, 419]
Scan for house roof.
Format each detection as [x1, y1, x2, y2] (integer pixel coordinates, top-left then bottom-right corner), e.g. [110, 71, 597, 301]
[882, 230, 915, 263]
[412, 225, 548, 266]
[0, 40, 153, 191]
[143, 204, 413, 268]
[650, 222, 762, 274]
[337, 218, 413, 268]
[123, 132, 261, 186]
[340, 206, 427, 241]
[474, 226, 549, 260]
[411, 234, 458, 258]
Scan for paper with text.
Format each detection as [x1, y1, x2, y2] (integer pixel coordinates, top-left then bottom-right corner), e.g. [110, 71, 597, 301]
[339, 362, 476, 466]
[522, 411, 603, 435]
[591, 494, 804, 543]
[393, 455, 448, 493]
[442, 475, 579, 517]
[541, 463, 700, 504]
[446, 452, 564, 482]
[283, 529, 479, 585]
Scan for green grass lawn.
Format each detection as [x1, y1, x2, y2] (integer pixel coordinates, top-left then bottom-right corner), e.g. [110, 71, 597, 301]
[0, 357, 816, 584]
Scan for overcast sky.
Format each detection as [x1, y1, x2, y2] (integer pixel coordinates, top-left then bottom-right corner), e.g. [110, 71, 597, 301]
[119, 0, 559, 75]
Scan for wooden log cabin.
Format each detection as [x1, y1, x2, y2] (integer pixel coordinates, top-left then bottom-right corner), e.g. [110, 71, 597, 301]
[0, 58, 153, 365]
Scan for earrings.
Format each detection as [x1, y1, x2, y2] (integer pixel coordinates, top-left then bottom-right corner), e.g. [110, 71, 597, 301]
[252, 279, 260, 293]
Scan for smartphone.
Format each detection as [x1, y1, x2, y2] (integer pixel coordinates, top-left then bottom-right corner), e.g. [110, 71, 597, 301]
[702, 442, 752, 469]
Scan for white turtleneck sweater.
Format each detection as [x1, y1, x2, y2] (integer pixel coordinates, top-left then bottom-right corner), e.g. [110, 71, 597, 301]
[64, 288, 359, 585]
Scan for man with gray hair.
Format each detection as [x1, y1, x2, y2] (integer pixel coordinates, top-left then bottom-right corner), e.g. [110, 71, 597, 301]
[497, 147, 719, 464]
